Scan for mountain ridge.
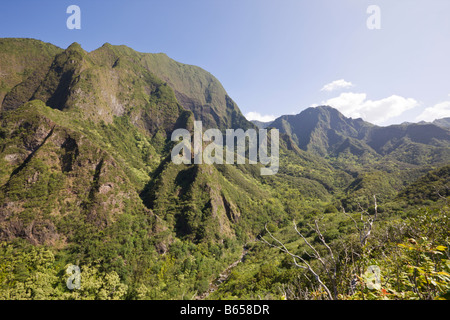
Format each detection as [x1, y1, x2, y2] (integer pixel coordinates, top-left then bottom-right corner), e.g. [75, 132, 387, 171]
[261, 105, 449, 165]
[1, 38, 254, 133]
[0, 38, 449, 300]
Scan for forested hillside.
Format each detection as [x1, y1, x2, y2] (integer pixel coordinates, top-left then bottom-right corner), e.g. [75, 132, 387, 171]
[0, 38, 448, 300]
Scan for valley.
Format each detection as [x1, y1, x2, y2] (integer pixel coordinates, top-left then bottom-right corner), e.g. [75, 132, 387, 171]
[0, 38, 448, 300]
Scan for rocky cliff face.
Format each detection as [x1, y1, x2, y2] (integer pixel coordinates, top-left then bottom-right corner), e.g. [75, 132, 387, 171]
[0, 38, 449, 300]
[0, 100, 159, 246]
[1, 39, 253, 133]
[0, 39, 259, 248]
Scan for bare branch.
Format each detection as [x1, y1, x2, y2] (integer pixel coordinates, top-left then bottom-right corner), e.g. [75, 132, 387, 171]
[313, 219, 336, 267]
[342, 206, 359, 232]
[293, 221, 323, 264]
[259, 223, 307, 270]
[342, 195, 379, 247]
[260, 223, 334, 300]
[373, 195, 378, 219]
[434, 185, 449, 205]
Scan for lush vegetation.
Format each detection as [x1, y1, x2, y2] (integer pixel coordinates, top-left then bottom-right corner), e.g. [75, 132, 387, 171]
[209, 199, 449, 300]
[0, 38, 448, 300]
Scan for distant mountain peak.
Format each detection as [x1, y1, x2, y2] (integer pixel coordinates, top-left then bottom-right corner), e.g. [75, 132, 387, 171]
[433, 117, 450, 129]
[268, 105, 449, 162]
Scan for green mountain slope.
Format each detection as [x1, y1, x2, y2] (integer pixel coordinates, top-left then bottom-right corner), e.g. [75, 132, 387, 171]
[0, 39, 300, 298]
[433, 117, 450, 129]
[0, 38, 448, 300]
[0, 38, 63, 111]
[1, 39, 252, 133]
[251, 120, 273, 129]
[398, 164, 450, 205]
[270, 106, 376, 157]
[270, 105, 450, 166]
[0, 99, 164, 243]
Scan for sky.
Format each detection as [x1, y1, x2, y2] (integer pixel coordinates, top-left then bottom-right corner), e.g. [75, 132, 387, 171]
[1, 0, 449, 125]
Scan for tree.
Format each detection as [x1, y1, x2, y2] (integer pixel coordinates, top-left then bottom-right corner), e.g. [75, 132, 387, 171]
[260, 195, 380, 300]
[260, 220, 337, 300]
[342, 195, 379, 247]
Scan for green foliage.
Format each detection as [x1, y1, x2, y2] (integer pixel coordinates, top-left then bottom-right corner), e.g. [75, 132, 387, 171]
[0, 241, 129, 300]
[1, 38, 449, 301]
[398, 165, 450, 205]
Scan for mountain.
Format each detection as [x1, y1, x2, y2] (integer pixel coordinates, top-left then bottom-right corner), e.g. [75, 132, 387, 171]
[251, 120, 273, 129]
[0, 39, 280, 299]
[269, 106, 450, 165]
[398, 164, 450, 204]
[1, 39, 331, 299]
[0, 100, 161, 243]
[0, 38, 449, 300]
[0, 38, 271, 246]
[433, 117, 450, 129]
[1, 39, 253, 133]
[0, 38, 63, 111]
[269, 106, 375, 157]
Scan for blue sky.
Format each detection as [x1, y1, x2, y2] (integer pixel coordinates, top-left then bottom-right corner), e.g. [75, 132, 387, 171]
[1, 0, 449, 125]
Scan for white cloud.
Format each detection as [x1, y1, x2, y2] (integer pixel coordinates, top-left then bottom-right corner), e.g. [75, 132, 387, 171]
[321, 79, 354, 92]
[321, 92, 419, 125]
[245, 112, 277, 123]
[416, 101, 450, 122]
